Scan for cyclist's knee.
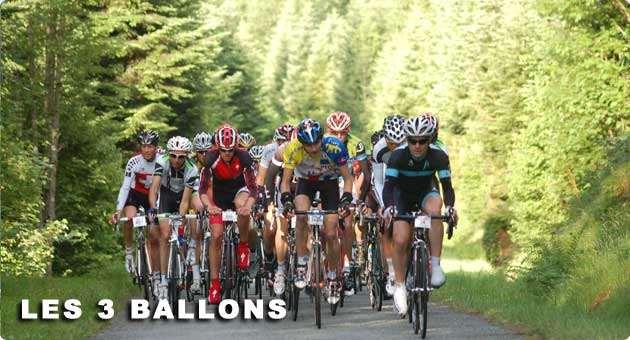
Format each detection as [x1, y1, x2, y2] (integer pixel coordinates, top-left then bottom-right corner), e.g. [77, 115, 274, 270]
[422, 195, 442, 215]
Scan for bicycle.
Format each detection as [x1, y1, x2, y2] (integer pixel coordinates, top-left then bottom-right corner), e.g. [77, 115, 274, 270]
[252, 203, 267, 300]
[155, 213, 197, 314]
[117, 209, 154, 303]
[295, 207, 338, 329]
[393, 210, 453, 338]
[360, 211, 384, 312]
[184, 211, 209, 301]
[215, 209, 250, 304]
[286, 216, 298, 321]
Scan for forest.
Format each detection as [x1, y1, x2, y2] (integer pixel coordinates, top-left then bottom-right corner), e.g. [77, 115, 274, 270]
[1, 0, 628, 334]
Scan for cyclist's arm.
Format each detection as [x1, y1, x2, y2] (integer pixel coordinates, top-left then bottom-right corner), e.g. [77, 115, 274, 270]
[339, 164, 353, 194]
[436, 154, 455, 207]
[358, 158, 371, 201]
[255, 163, 267, 187]
[371, 162, 385, 208]
[280, 167, 294, 194]
[179, 187, 192, 216]
[115, 158, 136, 212]
[199, 167, 215, 208]
[148, 175, 161, 209]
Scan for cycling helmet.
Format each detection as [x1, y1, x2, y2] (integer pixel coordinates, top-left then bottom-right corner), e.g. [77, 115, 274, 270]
[326, 111, 351, 133]
[239, 132, 256, 150]
[382, 115, 406, 143]
[296, 118, 324, 145]
[137, 130, 159, 145]
[274, 123, 295, 142]
[249, 145, 265, 162]
[405, 114, 437, 138]
[215, 124, 239, 149]
[193, 132, 213, 151]
[370, 130, 385, 146]
[167, 136, 193, 152]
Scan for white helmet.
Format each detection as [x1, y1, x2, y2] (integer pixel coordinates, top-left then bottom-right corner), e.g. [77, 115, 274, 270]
[167, 136, 193, 152]
[193, 132, 213, 151]
[382, 115, 406, 143]
[239, 132, 256, 150]
[405, 114, 437, 138]
[248, 145, 265, 162]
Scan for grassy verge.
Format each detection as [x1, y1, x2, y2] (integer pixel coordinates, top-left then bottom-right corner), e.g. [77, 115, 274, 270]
[1, 263, 136, 339]
[433, 266, 630, 339]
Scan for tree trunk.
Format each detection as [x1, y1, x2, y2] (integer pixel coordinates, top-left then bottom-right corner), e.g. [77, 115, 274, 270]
[28, 15, 38, 142]
[43, 4, 62, 276]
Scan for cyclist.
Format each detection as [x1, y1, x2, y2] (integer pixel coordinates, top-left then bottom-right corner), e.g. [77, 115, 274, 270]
[382, 114, 459, 316]
[111, 130, 160, 274]
[281, 118, 354, 305]
[324, 111, 371, 296]
[239, 132, 256, 151]
[371, 115, 407, 297]
[186, 132, 214, 293]
[199, 124, 259, 304]
[256, 123, 295, 295]
[249, 145, 265, 165]
[147, 136, 199, 300]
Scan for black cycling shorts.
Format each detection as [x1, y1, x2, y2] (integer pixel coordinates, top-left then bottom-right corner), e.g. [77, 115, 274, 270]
[124, 189, 151, 211]
[295, 178, 339, 210]
[394, 178, 441, 221]
[158, 187, 183, 214]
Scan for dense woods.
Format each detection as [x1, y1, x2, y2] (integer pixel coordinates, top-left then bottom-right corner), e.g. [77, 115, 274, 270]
[1, 0, 628, 320]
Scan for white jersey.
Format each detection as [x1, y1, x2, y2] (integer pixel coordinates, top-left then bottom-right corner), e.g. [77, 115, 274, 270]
[115, 154, 158, 211]
[153, 154, 199, 194]
[260, 142, 279, 169]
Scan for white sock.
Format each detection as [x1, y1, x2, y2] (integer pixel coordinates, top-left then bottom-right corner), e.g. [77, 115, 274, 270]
[387, 258, 394, 274]
[161, 274, 167, 284]
[192, 265, 200, 280]
[327, 271, 336, 280]
[277, 261, 286, 273]
[298, 255, 309, 266]
[431, 256, 440, 268]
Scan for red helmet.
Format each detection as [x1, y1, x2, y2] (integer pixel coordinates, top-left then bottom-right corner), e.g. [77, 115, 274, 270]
[215, 124, 239, 149]
[274, 123, 295, 142]
[326, 111, 351, 133]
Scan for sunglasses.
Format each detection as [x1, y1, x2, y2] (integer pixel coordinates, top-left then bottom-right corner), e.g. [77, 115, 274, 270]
[169, 154, 187, 160]
[219, 148, 234, 153]
[407, 137, 430, 145]
[196, 150, 208, 155]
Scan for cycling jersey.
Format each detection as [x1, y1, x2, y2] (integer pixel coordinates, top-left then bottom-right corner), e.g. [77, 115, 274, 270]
[260, 142, 279, 169]
[199, 149, 258, 209]
[343, 133, 368, 162]
[116, 154, 159, 211]
[372, 137, 448, 208]
[283, 136, 349, 181]
[153, 155, 199, 194]
[382, 145, 455, 210]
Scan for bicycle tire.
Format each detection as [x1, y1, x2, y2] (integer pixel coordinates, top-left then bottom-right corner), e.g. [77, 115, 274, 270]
[420, 245, 430, 338]
[168, 244, 180, 316]
[314, 244, 322, 329]
[140, 242, 151, 301]
[412, 246, 421, 334]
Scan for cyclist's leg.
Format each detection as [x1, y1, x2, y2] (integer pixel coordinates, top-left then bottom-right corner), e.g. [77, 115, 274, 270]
[262, 203, 276, 258]
[234, 188, 252, 244]
[391, 196, 413, 284]
[321, 180, 341, 273]
[422, 191, 443, 258]
[294, 179, 314, 258]
[122, 205, 137, 249]
[208, 210, 224, 303]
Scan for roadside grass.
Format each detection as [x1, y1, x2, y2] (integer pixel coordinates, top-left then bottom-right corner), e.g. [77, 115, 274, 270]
[1, 263, 136, 340]
[433, 266, 630, 339]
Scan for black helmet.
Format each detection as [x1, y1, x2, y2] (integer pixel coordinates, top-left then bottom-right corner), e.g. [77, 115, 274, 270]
[137, 130, 159, 145]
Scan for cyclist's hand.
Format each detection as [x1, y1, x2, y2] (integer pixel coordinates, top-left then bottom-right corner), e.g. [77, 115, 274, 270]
[281, 191, 295, 217]
[147, 208, 158, 224]
[207, 205, 222, 215]
[109, 211, 120, 225]
[237, 205, 252, 217]
[338, 192, 353, 217]
[446, 206, 458, 227]
[382, 206, 395, 225]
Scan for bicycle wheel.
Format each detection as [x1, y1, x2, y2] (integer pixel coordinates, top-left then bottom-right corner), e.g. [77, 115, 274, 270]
[313, 244, 322, 329]
[200, 239, 209, 298]
[168, 244, 181, 315]
[139, 242, 151, 301]
[419, 245, 430, 339]
[223, 240, 233, 300]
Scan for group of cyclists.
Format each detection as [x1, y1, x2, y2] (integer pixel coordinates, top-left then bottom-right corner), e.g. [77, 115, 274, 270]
[110, 111, 458, 317]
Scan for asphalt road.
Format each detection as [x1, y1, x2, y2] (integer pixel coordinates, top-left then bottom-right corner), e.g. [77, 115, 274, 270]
[94, 283, 522, 340]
